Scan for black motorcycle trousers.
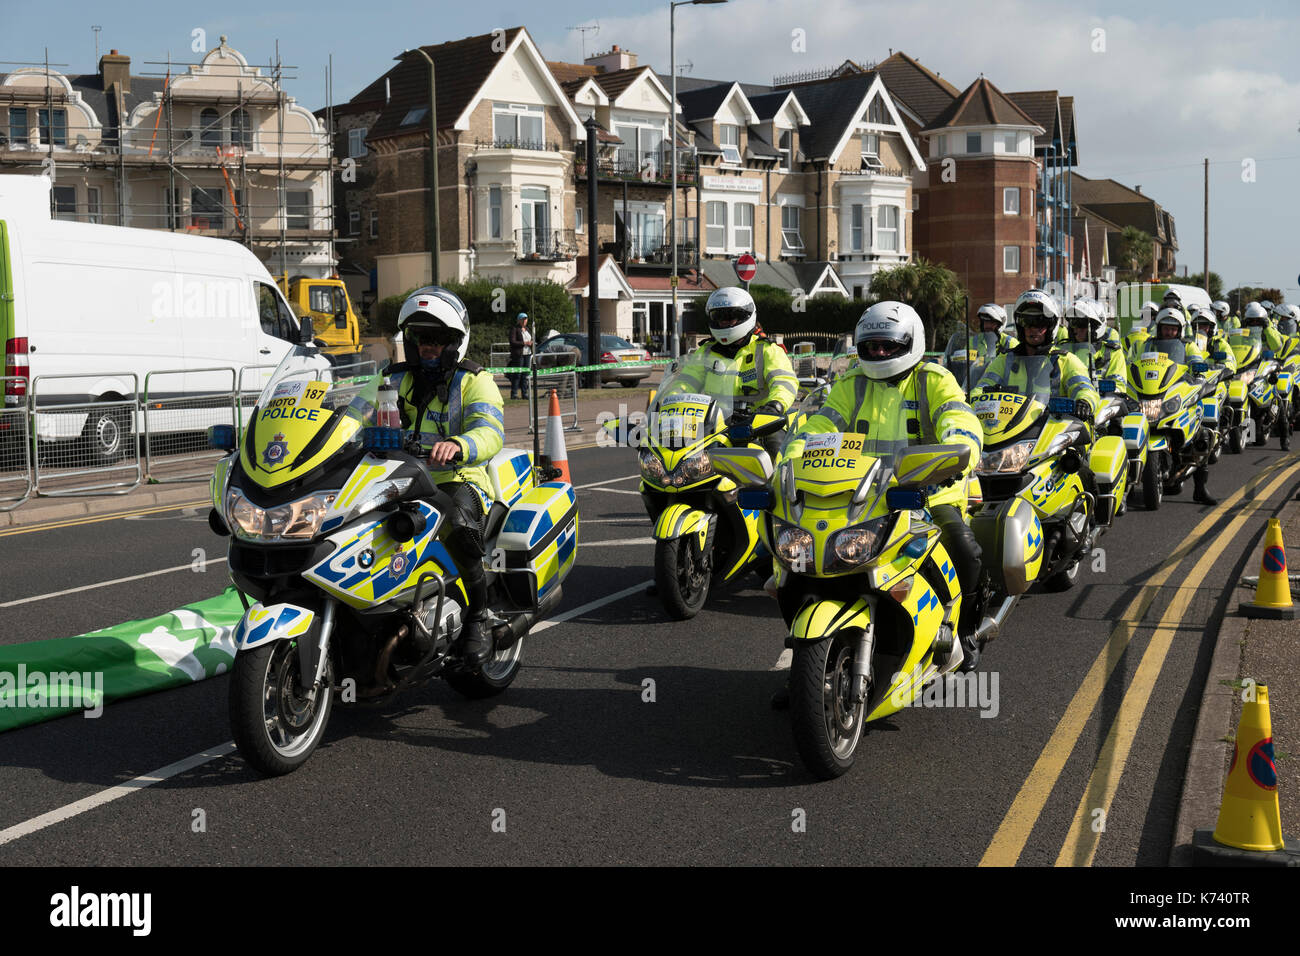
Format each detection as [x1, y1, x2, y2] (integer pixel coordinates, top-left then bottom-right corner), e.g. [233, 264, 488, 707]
[930, 504, 983, 634]
[438, 481, 489, 619]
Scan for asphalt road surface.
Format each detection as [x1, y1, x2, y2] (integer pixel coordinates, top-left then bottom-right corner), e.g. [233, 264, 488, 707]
[1, 439, 1297, 866]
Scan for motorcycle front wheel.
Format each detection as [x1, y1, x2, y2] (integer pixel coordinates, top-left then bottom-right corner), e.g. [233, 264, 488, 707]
[445, 638, 524, 699]
[230, 641, 334, 777]
[790, 634, 865, 780]
[655, 537, 711, 619]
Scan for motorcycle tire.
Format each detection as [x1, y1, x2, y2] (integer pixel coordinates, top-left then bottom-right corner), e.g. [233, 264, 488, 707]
[1043, 556, 1081, 592]
[1141, 454, 1162, 511]
[655, 537, 710, 620]
[790, 634, 865, 780]
[1228, 426, 1244, 454]
[445, 638, 524, 699]
[1254, 416, 1270, 446]
[230, 641, 334, 777]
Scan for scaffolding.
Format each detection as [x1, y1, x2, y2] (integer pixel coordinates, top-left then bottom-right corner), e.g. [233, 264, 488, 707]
[0, 43, 339, 279]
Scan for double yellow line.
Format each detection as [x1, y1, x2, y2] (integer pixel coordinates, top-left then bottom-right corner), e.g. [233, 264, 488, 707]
[0, 501, 206, 538]
[980, 456, 1300, 867]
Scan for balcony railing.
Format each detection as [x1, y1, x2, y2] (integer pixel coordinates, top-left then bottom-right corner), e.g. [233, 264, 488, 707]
[577, 150, 698, 186]
[476, 138, 564, 153]
[515, 228, 577, 261]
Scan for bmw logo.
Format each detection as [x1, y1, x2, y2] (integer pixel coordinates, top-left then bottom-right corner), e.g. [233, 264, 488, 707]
[816, 520, 828, 531]
[358, 549, 375, 569]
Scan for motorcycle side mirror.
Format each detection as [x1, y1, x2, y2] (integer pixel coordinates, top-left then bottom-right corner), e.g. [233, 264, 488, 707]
[894, 443, 972, 487]
[299, 316, 315, 344]
[708, 447, 774, 487]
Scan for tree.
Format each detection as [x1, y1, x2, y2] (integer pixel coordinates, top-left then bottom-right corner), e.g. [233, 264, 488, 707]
[1175, 271, 1224, 300]
[1224, 286, 1285, 316]
[1115, 226, 1154, 282]
[865, 257, 968, 350]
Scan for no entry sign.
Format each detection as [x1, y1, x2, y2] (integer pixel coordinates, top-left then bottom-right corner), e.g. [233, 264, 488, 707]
[734, 253, 757, 283]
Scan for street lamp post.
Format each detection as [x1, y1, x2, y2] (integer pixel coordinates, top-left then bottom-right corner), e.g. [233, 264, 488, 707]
[398, 48, 439, 286]
[670, 0, 728, 360]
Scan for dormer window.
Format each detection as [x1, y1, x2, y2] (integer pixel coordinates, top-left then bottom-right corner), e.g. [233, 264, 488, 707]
[718, 124, 741, 165]
[778, 129, 792, 171]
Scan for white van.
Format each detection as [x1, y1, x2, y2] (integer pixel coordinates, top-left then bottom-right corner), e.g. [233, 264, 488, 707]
[0, 175, 300, 462]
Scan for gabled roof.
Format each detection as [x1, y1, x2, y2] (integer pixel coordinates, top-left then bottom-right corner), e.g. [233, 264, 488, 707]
[1065, 172, 1147, 205]
[747, 90, 810, 126]
[566, 254, 634, 299]
[922, 76, 1041, 132]
[1006, 90, 1061, 150]
[561, 75, 609, 107]
[772, 71, 876, 160]
[548, 61, 599, 85]
[674, 81, 759, 125]
[1059, 95, 1078, 161]
[874, 51, 960, 126]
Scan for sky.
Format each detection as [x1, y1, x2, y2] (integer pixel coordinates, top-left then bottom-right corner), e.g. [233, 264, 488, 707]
[5, 0, 1298, 296]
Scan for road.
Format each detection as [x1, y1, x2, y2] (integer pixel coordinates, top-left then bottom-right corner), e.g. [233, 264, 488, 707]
[0, 440, 1296, 866]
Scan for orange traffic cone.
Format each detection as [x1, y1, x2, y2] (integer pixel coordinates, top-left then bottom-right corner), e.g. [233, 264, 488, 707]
[544, 388, 571, 484]
[1193, 684, 1300, 864]
[1240, 518, 1297, 619]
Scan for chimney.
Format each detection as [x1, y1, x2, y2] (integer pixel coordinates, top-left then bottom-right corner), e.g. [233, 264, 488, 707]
[99, 49, 130, 94]
[584, 44, 637, 74]
[1134, 184, 1142, 194]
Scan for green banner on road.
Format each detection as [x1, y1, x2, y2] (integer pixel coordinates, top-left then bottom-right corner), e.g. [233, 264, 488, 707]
[0, 588, 244, 733]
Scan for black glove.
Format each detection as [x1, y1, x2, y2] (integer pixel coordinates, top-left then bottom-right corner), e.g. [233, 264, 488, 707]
[755, 402, 784, 419]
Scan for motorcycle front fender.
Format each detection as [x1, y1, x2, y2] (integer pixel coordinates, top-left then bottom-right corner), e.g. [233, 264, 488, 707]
[653, 502, 713, 552]
[233, 600, 328, 687]
[789, 597, 872, 642]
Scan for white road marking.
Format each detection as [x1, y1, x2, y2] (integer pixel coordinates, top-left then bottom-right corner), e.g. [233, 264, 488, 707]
[770, 648, 792, 672]
[575, 475, 640, 490]
[582, 537, 656, 547]
[0, 580, 654, 847]
[574, 518, 644, 524]
[531, 579, 653, 634]
[585, 487, 643, 496]
[0, 742, 237, 848]
[1, 558, 227, 608]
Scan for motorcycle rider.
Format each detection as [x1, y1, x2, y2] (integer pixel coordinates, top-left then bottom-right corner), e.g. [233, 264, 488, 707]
[1148, 307, 1218, 504]
[675, 286, 798, 458]
[789, 302, 986, 671]
[1123, 300, 1160, 353]
[1244, 302, 1283, 354]
[391, 287, 506, 668]
[1062, 299, 1125, 386]
[1191, 308, 1238, 377]
[1212, 300, 1238, 332]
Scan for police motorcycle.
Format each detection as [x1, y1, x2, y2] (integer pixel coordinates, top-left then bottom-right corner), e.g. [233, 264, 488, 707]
[1225, 327, 1283, 449]
[1124, 335, 1220, 505]
[1275, 310, 1300, 431]
[604, 350, 785, 619]
[1056, 330, 1149, 516]
[971, 359, 1122, 590]
[705, 433, 1040, 779]
[206, 340, 578, 776]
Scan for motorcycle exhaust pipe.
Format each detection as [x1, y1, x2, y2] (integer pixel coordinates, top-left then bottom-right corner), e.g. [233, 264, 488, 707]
[974, 594, 1019, 646]
[492, 584, 565, 652]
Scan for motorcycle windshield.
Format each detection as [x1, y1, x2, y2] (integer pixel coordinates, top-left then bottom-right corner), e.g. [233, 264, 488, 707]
[942, 331, 999, 388]
[998, 353, 1059, 407]
[1058, 340, 1099, 374]
[1279, 319, 1298, 337]
[650, 352, 743, 447]
[1231, 328, 1264, 346]
[247, 344, 384, 478]
[777, 429, 890, 509]
[1138, 339, 1187, 366]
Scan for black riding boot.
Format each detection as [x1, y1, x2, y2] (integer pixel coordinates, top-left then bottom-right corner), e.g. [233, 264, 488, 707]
[1193, 465, 1217, 505]
[933, 505, 984, 672]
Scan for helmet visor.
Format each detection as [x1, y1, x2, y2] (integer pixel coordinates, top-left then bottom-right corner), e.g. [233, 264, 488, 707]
[708, 307, 752, 328]
[409, 324, 461, 347]
[857, 338, 910, 362]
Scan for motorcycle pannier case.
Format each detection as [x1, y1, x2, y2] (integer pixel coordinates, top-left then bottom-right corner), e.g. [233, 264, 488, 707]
[970, 495, 1044, 596]
[496, 482, 579, 609]
[486, 448, 535, 507]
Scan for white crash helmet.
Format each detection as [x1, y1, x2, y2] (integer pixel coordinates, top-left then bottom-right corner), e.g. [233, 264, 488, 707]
[705, 286, 757, 346]
[854, 301, 925, 381]
[1154, 306, 1189, 340]
[1138, 300, 1159, 327]
[397, 286, 471, 364]
[1278, 304, 1300, 337]
[1012, 289, 1062, 344]
[1211, 300, 1230, 320]
[1244, 301, 1269, 324]
[1191, 307, 1218, 337]
[1065, 299, 1104, 339]
[975, 303, 1009, 333]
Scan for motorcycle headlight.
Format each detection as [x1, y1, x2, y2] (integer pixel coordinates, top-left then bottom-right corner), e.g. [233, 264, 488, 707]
[639, 449, 669, 483]
[1142, 398, 1162, 422]
[831, 516, 890, 567]
[978, 439, 1035, 474]
[1162, 397, 1184, 418]
[775, 525, 815, 569]
[668, 451, 714, 487]
[225, 487, 338, 541]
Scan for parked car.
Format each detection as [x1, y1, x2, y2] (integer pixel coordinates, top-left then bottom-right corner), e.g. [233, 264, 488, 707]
[536, 333, 652, 387]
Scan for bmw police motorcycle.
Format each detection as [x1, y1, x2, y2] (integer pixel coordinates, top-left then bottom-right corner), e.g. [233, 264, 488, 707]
[707, 431, 1040, 779]
[616, 351, 784, 618]
[207, 341, 577, 776]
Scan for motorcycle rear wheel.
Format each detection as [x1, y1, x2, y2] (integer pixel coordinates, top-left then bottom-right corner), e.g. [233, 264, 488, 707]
[655, 537, 710, 619]
[790, 634, 865, 780]
[1228, 425, 1244, 454]
[1142, 454, 1162, 511]
[230, 641, 334, 777]
[445, 638, 524, 699]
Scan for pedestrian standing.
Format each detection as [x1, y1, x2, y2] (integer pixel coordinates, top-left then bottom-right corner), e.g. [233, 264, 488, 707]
[508, 311, 533, 399]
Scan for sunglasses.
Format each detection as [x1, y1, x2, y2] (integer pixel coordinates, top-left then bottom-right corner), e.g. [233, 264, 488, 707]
[412, 328, 459, 347]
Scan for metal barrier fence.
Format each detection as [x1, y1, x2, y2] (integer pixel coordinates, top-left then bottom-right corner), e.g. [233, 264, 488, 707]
[143, 368, 239, 483]
[30, 373, 142, 497]
[528, 351, 581, 433]
[237, 364, 279, 430]
[0, 378, 32, 511]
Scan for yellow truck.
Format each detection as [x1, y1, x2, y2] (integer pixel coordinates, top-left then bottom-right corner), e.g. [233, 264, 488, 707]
[276, 275, 361, 349]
